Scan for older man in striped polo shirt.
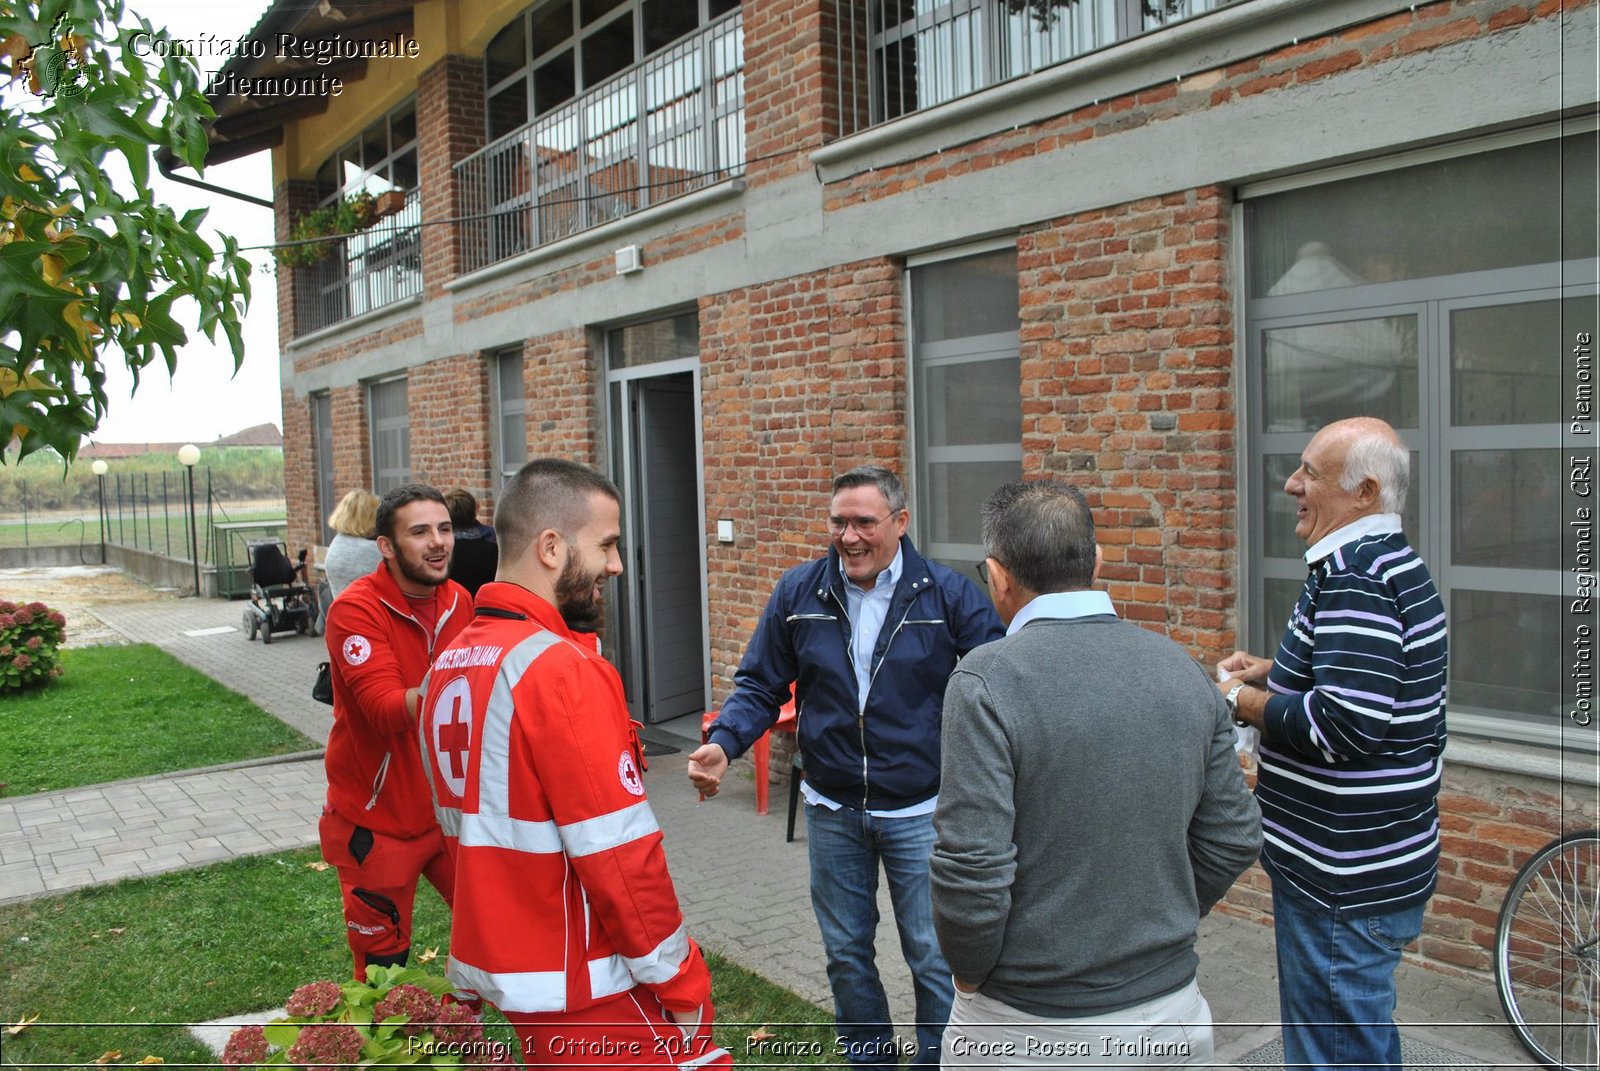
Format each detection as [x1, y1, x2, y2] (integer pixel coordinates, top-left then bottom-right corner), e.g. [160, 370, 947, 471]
[1218, 416, 1448, 1071]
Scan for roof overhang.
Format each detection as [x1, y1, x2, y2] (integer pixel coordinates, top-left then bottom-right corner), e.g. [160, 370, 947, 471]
[160, 0, 418, 170]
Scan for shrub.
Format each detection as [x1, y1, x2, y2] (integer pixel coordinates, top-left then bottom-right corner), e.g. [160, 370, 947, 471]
[222, 965, 515, 1069]
[0, 601, 65, 692]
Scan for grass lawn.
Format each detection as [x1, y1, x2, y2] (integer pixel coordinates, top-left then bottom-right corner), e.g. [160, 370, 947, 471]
[0, 847, 836, 1068]
[0, 645, 316, 797]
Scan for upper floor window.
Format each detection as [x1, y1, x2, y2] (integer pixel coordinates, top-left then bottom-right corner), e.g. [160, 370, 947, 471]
[486, 0, 740, 140]
[315, 101, 419, 203]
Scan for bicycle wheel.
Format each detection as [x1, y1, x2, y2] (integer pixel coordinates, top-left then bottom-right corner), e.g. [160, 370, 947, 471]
[1496, 829, 1600, 1070]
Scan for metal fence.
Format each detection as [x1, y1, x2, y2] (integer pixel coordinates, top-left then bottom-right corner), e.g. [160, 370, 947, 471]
[456, 11, 746, 275]
[832, 0, 1236, 136]
[293, 191, 424, 335]
[3, 469, 285, 570]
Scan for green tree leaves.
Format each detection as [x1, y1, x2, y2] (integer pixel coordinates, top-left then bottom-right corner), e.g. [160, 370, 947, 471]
[0, 0, 251, 462]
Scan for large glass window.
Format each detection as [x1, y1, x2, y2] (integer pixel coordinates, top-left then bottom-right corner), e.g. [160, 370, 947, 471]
[368, 378, 411, 495]
[490, 349, 528, 489]
[910, 246, 1022, 581]
[312, 393, 335, 545]
[1243, 128, 1599, 749]
[485, 0, 740, 139]
[460, 1, 744, 271]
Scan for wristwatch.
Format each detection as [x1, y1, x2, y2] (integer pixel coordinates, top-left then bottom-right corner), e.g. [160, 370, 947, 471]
[1224, 681, 1248, 725]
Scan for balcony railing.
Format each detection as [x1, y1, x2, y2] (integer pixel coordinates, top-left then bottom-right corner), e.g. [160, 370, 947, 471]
[293, 191, 423, 336]
[833, 0, 1236, 136]
[456, 12, 745, 275]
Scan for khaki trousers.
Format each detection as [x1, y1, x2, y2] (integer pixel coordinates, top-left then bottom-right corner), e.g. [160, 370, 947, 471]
[941, 977, 1215, 1069]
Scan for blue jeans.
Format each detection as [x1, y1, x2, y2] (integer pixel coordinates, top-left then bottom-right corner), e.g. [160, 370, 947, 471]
[805, 802, 953, 1069]
[1271, 878, 1426, 1071]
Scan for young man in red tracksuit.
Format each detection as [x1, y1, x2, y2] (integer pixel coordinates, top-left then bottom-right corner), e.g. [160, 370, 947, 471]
[322, 483, 472, 979]
[419, 459, 729, 1068]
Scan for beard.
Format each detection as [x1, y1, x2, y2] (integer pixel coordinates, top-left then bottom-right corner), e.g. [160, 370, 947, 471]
[555, 549, 605, 633]
[395, 544, 447, 589]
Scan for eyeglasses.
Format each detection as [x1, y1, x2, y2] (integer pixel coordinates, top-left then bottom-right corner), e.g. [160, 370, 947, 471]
[977, 557, 1005, 586]
[826, 511, 900, 536]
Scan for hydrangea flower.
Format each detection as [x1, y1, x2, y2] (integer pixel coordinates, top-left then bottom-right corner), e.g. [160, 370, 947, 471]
[372, 983, 440, 1036]
[284, 979, 343, 1017]
[12, 654, 32, 670]
[222, 1024, 269, 1069]
[286, 1023, 365, 1071]
[430, 1001, 485, 1045]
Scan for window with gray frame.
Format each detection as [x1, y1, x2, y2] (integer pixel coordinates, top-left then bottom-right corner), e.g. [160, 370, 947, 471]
[491, 348, 529, 489]
[312, 392, 336, 545]
[909, 246, 1023, 581]
[1242, 127, 1599, 749]
[485, 0, 741, 139]
[461, 0, 745, 270]
[368, 378, 411, 495]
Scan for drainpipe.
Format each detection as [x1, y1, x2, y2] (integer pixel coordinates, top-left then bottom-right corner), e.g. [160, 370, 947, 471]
[157, 152, 274, 209]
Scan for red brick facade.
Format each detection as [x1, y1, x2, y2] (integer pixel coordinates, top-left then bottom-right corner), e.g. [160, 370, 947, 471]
[1017, 189, 1235, 656]
[271, 0, 1594, 986]
[701, 259, 907, 690]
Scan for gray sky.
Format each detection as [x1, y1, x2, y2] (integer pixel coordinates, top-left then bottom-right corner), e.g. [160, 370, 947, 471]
[93, 0, 281, 445]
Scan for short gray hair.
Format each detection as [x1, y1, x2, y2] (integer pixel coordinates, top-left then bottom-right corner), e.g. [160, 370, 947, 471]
[1340, 434, 1409, 513]
[832, 465, 906, 513]
[981, 480, 1097, 594]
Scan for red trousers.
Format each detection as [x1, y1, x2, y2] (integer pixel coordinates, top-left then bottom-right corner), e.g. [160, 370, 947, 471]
[507, 989, 733, 1069]
[318, 809, 454, 979]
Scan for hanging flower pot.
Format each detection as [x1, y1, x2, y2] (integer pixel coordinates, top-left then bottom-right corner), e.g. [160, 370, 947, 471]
[373, 189, 407, 219]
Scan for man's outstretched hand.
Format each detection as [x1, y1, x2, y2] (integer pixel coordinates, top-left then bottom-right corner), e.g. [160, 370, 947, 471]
[687, 743, 729, 797]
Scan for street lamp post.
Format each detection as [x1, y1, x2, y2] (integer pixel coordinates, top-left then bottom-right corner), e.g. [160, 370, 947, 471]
[178, 443, 201, 596]
[90, 459, 108, 564]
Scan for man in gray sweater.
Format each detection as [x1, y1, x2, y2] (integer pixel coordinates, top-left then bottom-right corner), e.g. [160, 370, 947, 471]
[932, 480, 1261, 1067]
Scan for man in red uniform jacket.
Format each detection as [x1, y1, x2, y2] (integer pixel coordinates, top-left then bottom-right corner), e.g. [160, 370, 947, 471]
[419, 459, 729, 1068]
[322, 483, 471, 979]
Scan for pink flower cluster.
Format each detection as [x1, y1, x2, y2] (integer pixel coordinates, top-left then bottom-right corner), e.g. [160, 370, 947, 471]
[222, 1024, 269, 1069]
[431, 1000, 485, 1046]
[284, 979, 343, 1017]
[372, 983, 441, 1036]
[285, 1023, 365, 1071]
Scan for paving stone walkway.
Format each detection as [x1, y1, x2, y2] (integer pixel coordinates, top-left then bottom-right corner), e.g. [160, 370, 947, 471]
[0, 587, 1537, 1068]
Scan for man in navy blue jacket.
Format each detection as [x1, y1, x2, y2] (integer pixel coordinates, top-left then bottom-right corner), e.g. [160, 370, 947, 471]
[688, 466, 1003, 1069]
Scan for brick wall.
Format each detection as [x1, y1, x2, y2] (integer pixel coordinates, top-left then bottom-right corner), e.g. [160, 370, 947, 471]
[522, 331, 600, 466]
[408, 352, 491, 493]
[330, 384, 370, 510]
[274, 180, 319, 342]
[282, 390, 318, 556]
[742, 0, 827, 185]
[700, 257, 906, 702]
[1017, 187, 1234, 658]
[418, 55, 486, 298]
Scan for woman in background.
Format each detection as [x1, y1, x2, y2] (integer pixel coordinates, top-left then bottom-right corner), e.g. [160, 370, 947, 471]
[323, 489, 381, 597]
